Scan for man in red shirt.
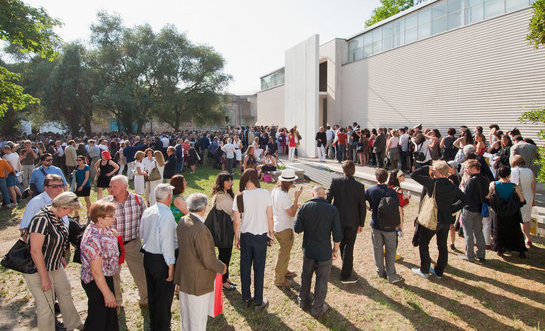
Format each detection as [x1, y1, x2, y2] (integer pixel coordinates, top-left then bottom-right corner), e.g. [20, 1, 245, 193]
[336, 128, 347, 163]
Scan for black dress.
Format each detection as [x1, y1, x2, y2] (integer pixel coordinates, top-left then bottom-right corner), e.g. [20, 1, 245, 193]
[97, 160, 115, 188]
[490, 183, 528, 254]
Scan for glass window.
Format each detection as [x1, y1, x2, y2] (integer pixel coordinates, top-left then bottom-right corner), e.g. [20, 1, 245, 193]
[405, 27, 418, 44]
[382, 23, 393, 51]
[418, 7, 432, 39]
[432, 17, 447, 34]
[448, 0, 462, 13]
[432, 1, 447, 35]
[383, 37, 393, 51]
[465, 0, 484, 24]
[506, 0, 530, 11]
[433, 1, 447, 18]
[363, 33, 373, 57]
[405, 13, 418, 29]
[348, 37, 362, 62]
[393, 19, 405, 47]
[372, 28, 383, 54]
[447, 11, 462, 29]
[484, 0, 504, 18]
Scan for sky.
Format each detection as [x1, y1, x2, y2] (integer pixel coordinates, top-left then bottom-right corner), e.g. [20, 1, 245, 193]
[26, 0, 381, 95]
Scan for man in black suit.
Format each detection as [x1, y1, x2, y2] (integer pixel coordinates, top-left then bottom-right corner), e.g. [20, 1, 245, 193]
[327, 160, 366, 283]
[373, 128, 387, 168]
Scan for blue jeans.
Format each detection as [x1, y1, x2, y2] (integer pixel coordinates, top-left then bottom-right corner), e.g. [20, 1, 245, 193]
[0, 177, 11, 205]
[176, 158, 183, 174]
[240, 232, 268, 305]
[337, 145, 346, 163]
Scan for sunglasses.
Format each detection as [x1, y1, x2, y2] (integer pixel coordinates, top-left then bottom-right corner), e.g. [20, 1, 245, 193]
[44, 159, 53, 162]
[46, 184, 63, 188]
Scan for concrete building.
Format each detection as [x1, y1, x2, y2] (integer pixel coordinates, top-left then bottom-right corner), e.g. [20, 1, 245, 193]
[225, 94, 257, 127]
[256, 0, 545, 157]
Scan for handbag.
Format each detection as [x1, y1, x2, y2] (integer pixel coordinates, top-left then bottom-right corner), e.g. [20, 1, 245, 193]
[417, 182, 438, 231]
[1, 239, 37, 274]
[148, 161, 161, 181]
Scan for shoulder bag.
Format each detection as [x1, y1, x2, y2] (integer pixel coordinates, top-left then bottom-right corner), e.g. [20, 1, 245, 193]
[1, 238, 37, 274]
[148, 161, 162, 181]
[417, 182, 438, 231]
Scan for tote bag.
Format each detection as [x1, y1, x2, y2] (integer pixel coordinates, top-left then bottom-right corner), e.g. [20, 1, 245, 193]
[417, 183, 438, 231]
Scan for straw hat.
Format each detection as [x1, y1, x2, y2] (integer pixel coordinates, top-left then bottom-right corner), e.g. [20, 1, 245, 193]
[279, 169, 297, 182]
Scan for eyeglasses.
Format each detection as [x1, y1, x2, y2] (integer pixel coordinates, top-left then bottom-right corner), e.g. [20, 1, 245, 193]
[46, 184, 63, 188]
[44, 159, 53, 162]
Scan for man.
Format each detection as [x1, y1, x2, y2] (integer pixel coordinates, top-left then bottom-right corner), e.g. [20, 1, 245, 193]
[2, 144, 21, 205]
[510, 135, 539, 176]
[295, 186, 342, 317]
[175, 138, 185, 174]
[64, 140, 77, 175]
[52, 140, 65, 173]
[365, 168, 404, 284]
[399, 128, 410, 173]
[175, 193, 226, 331]
[325, 126, 334, 159]
[0, 158, 15, 208]
[326, 160, 366, 283]
[87, 139, 101, 183]
[163, 146, 177, 180]
[140, 184, 178, 330]
[373, 128, 387, 168]
[315, 127, 327, 162]
[19, 140, 38, 189]
[411, 161, 467, 279]
[199, 134, 210, 166]
[335, 128, 347, 163]
[29, 153, 67, 196]
[103, 175, 148, 311]
[123, 139, 138, 180]
[233, 169, 274, 310]
[460, 159, 489, 262]
[208, 137, 219, 168]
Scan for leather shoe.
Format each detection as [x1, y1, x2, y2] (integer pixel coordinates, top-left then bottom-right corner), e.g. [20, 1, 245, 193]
[275, 279, 293, 287]
[285, 270, 297, 278]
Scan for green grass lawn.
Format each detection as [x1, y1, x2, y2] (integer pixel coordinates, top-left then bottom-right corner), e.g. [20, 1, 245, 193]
[1, 165, 545, 330]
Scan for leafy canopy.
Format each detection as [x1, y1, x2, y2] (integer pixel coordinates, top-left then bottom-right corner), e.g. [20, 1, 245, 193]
[365, 0, 414, 27]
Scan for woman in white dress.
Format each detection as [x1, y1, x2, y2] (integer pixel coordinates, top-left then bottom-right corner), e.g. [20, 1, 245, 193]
[134, 151, 146, 198]
[510, 155, 536, 247]
[233, 135, 243, 173]
[142, 148, 155, 205]
[149, 150, 165, 205]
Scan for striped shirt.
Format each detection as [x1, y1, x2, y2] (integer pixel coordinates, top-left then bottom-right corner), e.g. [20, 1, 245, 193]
[28, 207, 69, 271]
[80, 223, 120, 284]
[103, 193, 145, 243]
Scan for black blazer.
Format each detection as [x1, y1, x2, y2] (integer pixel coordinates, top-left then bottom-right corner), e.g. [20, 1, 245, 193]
[373, 134, 386, 153]
[327, 175, 366, 228]
[163, 155, 177, 179]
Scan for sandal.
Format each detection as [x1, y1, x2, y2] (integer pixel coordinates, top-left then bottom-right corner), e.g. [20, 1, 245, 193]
[223, 283, 236, 291]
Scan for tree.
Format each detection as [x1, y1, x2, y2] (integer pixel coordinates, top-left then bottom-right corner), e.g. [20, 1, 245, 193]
[365, 0, 414, 27]
[0, 0, 61, 115]
[520, 0, 545, 183]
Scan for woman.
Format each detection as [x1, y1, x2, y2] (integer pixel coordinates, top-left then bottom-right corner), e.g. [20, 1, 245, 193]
[412, 133, 432, 169]
[37, 141, 46, 158]
[74, 156, 91, 215]
[134, 151, 146, 198]
[142, 148, 156, 205]
[510, 156, 536, 248]
[358, 130, 369, 166]
[169, 174, 189, 224]
[260, 151, 277, 177]
[475, 133, 486, 156]
[25, 192, 83, 331]
[488, 131, 503, 154]
[387, 169, 409, 260]
[80, 200, 119, 330]
[440, 128, 457, 161]
[243, 145, 258, 172]
[95, 151, 119, 201]
[287, 129, 297, 162]
[234, 135, 243, 172]
[493, 134, 512, 170]
[488, 166, 527, 257]
[186, 143, 199, 173]
[117, 141, 126, 176]
[279, 128, 287, 155]
[271, 169, 302, 287]
[427, 129, 442, 161]
[211, 172, 237, 290]
[149, 150, 165, 205]
[385, 129, 400, 169]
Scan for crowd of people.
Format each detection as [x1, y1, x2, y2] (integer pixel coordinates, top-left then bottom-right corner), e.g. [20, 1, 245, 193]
[0, 121, 540, 331]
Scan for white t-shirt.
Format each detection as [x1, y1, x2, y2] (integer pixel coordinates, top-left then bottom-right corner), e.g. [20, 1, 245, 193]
[271, 188, 294, 232]
[232, 188, 272, 235]
[3, 152, 20, 172]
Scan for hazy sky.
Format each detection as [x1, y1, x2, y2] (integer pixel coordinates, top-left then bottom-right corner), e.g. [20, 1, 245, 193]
[27, 0, 381, 95]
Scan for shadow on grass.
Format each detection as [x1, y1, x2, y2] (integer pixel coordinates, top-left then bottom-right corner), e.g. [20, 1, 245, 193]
[220, 288, 294, 331]
[118, 305, 150, 331]
[0, 291, 36, 330]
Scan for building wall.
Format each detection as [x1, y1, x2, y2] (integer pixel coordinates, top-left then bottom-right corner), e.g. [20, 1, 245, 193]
[319, 39, 346, 127]
[341, 8, 545, 141]
[256, 85, 285, 125]
[285, 35, 319, 157]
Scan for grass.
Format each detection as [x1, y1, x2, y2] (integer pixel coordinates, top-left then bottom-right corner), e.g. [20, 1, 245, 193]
[1, 164, 545, 330]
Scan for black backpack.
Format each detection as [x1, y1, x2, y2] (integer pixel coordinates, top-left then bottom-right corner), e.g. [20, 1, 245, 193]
[376, 195, 401, 231]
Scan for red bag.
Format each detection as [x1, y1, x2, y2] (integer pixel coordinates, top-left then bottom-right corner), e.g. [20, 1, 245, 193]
[117, 236, 125, 264]
[213, 273, 223, 316]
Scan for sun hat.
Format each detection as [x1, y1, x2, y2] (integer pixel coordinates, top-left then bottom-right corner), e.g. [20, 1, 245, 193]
[101, 150, 111, 159]
[279, 169, 297, 182]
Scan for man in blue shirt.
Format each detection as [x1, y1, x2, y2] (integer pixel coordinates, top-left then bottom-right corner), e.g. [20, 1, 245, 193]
[140, 184, 178, 330]
[29, 153, 67, 196]
[198, 134, 210, 166]
[365, 168, 403, 284]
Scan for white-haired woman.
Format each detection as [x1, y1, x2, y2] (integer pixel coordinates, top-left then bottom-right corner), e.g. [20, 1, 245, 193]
[24, 191, 83, 331]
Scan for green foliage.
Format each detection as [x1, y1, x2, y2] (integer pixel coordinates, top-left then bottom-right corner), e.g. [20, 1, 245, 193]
[519, 109, 545, 183]
[365, 0, 414, 27]
[527, 0, 545, 48]
[0, 0, 61, 117]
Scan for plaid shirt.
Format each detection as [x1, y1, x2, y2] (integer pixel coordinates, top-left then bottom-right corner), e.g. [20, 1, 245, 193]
[80, 223, 119, 284]
[104, 192, 145, 242]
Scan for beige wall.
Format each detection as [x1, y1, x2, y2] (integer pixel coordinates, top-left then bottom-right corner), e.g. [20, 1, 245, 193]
[341, 8, 545, 142]
[256, 85, 285, 126]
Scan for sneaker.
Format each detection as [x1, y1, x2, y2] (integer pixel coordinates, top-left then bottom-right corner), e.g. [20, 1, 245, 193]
[395, 254, 402, 261]
[377, 272, 387, 279]
[297, 297, 311, 310]
[458, 255, 474, 262]
[477, 257, 486, 263]
[411, 267, 429, 279]
[55, 319, 66, 331]
[429, 268, 442, 279]
[388, 274, 404, 284]
[340, 275, 359, 284]
[285, 270, 297, 278]
[311, 303, 329, 318]
[450, 244, 456, 251]
[254, 298, 269, 311]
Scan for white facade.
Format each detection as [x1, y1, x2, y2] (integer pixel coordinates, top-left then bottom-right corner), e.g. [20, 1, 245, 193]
[256, 1, 545, 145]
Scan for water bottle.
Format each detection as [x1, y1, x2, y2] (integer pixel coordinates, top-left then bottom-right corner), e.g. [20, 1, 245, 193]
[396, 229, 403, 238]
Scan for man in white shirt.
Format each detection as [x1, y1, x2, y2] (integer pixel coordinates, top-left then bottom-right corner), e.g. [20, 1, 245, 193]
[233, 169, 274, 311]
[399, 128, 410, 172]
[325, 126, 335, 159]
[221, 138, 236, 174]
